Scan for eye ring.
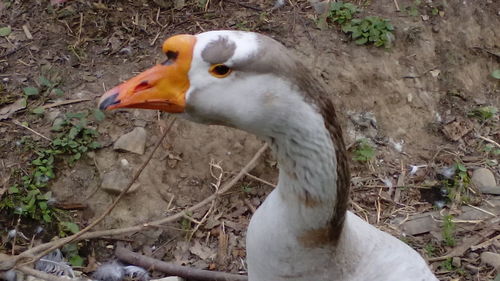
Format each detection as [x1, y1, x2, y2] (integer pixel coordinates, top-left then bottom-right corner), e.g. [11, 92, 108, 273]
[209, 64, 232, 78]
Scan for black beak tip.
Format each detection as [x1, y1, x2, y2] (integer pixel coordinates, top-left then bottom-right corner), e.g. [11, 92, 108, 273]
[99, 93, 120, 110]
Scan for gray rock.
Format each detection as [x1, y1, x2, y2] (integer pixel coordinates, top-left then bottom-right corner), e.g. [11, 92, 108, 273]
[452, 257, 461, 268]
[472, 168, 499, 195]
[100, 159, 140, 194]
[401, 213, 440, 235]
[480, 252, 500, 270]
[113, 127, 147, 155]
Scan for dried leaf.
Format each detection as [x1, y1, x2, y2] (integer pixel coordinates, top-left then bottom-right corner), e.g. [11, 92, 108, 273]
[190, 240, 216, 260]
[0, 98, 26, 120]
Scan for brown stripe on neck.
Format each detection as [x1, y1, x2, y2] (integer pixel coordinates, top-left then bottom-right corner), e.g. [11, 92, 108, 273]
[292, 62, 351, 246]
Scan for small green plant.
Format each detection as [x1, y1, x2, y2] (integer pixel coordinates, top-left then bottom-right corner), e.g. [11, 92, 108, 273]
[0, 111, 101, 224]
[63, 243, 84, 267]
[442, 162, 470, 205]
[342, 16, 394, 47]
[352, 139, 376, 162]
[242, 184, 253, 193]
[468, 106, 497, 121]
[328, 2, 359, 25]
[23, 75, 64, 115]
[442, 214, 456, 247]
[424, 243, 436, 257]
[440, 257, 454, 271]
[404, 0, 442, 17]
[327, 2, 394, 48]
[483, 144, 500, 157]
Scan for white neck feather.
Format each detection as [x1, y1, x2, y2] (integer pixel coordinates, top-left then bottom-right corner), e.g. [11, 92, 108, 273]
[266, 99, 338, 230]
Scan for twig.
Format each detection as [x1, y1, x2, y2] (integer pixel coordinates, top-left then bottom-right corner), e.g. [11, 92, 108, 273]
[245, 173, 276, 188]
[22, 118, 176, 266]
[393, 0, 400, 11]
[12, 120, 51, 142]
[243, 199, 256, 213]
[115, 247, 248, 281]
[465, 203, 497, 217]
[0, 143, 268, 271]
[22, 25, 33, 40]
[41, 98, 91, 109]
[17, 266, 70, 281]
[479, 135, 500, 148]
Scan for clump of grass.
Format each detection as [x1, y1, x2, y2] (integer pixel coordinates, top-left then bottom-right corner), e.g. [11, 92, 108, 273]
[468, 106, 497, 121]
[352, 139, 376, 162]
[327, 1, 395, 48]
[1, 111, 102, 225]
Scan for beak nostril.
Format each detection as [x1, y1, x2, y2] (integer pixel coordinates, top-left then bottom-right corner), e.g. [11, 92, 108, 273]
[134, 80, 153, 93]
[99, 93, 120, 110]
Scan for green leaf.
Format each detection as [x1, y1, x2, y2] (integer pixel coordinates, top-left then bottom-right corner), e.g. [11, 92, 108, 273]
[355, 37, 368, 45]
[66, 112, 86, 119]
[8, 185, 19, 194]
[491, 69, 500, 80]
[39, 76, 52, 87]
[61, 222, 80, 234]
[23, 87, 39, 96]
[69, 255, 84, 267]
[0, 26, 11, 37]
[32, 107, 45, 115]
[93, 109, 105, 122]
[455, 163, 467, 172]
[52, 88, 64, 96]
[42, 213, 52, 222]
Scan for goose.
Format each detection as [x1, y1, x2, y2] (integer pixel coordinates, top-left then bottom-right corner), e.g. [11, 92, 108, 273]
[98, 30, 438, 281]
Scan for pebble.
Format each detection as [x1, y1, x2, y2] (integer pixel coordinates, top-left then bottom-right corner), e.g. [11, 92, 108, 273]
[472, 168, 499, 195]
[100, 159, 140, 194]
[113, 127, 147, 155]
[480, 252, 500, 270]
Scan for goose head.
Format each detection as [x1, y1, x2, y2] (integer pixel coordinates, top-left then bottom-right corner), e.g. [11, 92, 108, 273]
[99, 30, 321, 138]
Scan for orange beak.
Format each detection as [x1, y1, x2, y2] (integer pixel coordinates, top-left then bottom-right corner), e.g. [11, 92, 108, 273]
[98, 34, 196, 113]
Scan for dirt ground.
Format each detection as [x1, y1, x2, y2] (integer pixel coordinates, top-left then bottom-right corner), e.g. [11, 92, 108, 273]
[0, 0, 499, 280]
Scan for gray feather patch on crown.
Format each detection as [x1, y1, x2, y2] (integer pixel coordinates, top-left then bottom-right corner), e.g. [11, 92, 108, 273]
[201, 36, 236, 64]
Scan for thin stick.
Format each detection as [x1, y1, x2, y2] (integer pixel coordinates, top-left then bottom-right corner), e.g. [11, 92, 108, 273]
[245, 173, 276, 188]
[1, 143, 268, 271]
[393, 0, 400, 11]
[479, 135, 500, 148]
[12, 120, 51, 142]
[465, 203, 497, 217]
[243, 198, 256, 213]
[17, 266, 70, 281]
[42, 98, 91, 109]
[116, 247, 248, 281]
[23, 118, 176, 266]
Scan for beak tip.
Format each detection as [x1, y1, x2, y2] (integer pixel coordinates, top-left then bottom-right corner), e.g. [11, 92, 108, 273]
[99, 92, 120, 110]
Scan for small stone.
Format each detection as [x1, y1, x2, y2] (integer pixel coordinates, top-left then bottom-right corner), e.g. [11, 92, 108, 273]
[100, 163, 140, 194]
[452, 257, 461, 268]
[113, 127, 147, 155]
[480, 252, 500, 270]
[432, 25, 439, 33]
[472, 168, 499, 195]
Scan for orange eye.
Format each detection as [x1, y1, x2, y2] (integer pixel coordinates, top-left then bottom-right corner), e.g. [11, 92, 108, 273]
[209, 64, 232, 78]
